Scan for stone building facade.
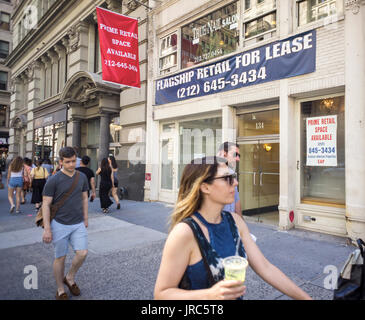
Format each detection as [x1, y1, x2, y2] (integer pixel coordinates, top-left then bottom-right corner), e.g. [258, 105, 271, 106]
[7, 0, 150, 200]
[144, 0, 365, 240]
[0, 0, 13, 159]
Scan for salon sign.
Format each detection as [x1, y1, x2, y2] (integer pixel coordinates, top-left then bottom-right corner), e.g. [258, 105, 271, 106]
[306, 115, 337, 166]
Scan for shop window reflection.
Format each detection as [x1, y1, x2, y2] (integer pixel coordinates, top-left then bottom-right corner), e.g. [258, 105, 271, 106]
[300, 96, 345, 205]
[181, 2, 239, 69]
[178, 117, 222, 184]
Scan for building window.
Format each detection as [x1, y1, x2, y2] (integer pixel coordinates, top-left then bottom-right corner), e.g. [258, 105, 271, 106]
[0, 105, 7, 127]
[300, 96, 345, 205]
[243, 0, 276, 44]
[0, 12, 10, 31]
[0, 41, 9, 59]
[178, 117, 222, 183]
[0, 72, 7, 90]
[159, 33, 178, 75]
[298, 0, 337, 26]
[94, 24, 101, 73]
[181, 1, 239, 69]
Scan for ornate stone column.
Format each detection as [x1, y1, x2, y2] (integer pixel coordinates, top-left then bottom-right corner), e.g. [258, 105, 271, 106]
[54, 43, 67, 92]
[71, 118, 82, 149]
[46, 49, 59, 97]
[67, 21, 90, 75]
[98, 112, 111, 164]
[40, 55, 51, 99]
[25, 61, 42, 158]
[344, 0, 365, 240]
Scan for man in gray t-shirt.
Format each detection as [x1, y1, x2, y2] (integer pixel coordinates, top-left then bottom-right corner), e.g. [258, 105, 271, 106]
[42, 147, 89, 300]
[43, 170, 89, 225]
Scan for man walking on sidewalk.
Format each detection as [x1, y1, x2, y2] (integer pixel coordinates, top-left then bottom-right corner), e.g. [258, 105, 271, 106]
[42, 147, 89, 300]
[217, 142, 242, 217]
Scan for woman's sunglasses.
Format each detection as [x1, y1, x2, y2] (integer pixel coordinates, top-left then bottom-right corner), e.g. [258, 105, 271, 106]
[205, 173, 237, 186]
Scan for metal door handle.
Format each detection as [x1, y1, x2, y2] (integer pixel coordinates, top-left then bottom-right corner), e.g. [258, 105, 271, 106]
[253, 172, 256, 186]
[260, 172, 263, 186]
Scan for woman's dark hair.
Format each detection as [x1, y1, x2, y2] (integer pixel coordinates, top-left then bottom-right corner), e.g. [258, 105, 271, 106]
[23, 157, 32, 167]
[35, 159, 43, 167]
[100, 158, 111, 174]
[108, 155, 118, 169]
[59, 147, 76, 160]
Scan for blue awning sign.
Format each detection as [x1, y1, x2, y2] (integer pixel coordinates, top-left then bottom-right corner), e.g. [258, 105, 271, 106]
[155, 30, 316, 105]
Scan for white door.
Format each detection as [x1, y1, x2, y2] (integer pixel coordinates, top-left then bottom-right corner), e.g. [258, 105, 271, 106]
[158, 126, 178, 203]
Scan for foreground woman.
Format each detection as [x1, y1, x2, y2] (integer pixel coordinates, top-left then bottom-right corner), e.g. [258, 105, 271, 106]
[154, 156, 311, 300]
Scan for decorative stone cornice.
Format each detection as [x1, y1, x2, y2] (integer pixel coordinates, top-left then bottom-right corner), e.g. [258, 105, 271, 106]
[126, 0, 140, 11]
[46, 50, 59, 64]
[61, 38, 71, 54]
[67, 21, 89, 52]
[54, 44, 66, 57]
[40, 54, 51, 65]
[106, 0, 122, 12]
[345, 0, 365, 14]
[67, 24, 80, 52]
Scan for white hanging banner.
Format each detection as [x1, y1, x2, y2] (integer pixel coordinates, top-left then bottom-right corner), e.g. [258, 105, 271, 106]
[306, 115, 337, 166]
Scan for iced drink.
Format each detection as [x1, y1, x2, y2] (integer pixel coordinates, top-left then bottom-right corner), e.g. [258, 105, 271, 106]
[222, 256, 248, 283]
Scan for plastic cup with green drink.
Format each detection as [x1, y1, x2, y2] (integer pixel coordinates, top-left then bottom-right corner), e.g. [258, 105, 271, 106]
[222, 256, 248, 283]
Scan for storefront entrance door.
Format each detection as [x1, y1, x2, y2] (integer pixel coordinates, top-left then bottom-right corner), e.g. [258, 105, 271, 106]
[159, 128, 178, 203]
[239, 140, 279, 222]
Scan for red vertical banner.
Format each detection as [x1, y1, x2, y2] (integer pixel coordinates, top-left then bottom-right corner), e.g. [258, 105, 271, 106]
[96, 7, 141, 88]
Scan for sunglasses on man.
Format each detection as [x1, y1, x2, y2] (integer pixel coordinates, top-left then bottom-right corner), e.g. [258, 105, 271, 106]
[205, 173, 238, 186]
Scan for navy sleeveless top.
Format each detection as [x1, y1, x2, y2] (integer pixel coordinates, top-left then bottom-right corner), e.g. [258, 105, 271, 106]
[185, 211, 247, 290]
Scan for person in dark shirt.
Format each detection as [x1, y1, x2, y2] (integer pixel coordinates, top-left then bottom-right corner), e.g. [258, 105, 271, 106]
[96, 158, 113, 213]
[42, 147, 89, 300]
[76, 156, 96, 201]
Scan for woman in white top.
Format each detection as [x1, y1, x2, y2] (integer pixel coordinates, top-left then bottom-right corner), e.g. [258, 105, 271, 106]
[7, 157, 30, 213]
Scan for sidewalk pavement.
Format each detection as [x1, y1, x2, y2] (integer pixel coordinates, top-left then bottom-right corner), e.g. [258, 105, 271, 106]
[0, 179, 355, 300]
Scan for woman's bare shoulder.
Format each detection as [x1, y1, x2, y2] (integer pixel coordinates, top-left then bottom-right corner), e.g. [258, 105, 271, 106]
[169, 221, 195, 242]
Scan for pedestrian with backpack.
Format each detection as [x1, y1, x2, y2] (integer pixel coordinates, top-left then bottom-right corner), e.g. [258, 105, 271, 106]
[41, 147, 89, 300]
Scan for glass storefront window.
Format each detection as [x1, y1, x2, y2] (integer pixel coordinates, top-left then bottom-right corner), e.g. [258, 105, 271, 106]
[300, 96, 345, 205]
[238, 109, 279, 137]
[178, 117, 222, 184]
[33, 122, 66, 163]
[298, 0, 337, 26]
[181, 2, 239, 68]
[53, 122, 66, 162]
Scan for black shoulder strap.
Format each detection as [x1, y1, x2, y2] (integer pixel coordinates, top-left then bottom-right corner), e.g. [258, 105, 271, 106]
[183, 218, 216, 286]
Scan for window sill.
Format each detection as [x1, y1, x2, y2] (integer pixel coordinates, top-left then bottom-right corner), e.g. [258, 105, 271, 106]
[301, 198, 345, 209]
[296, 14, 345, 34]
